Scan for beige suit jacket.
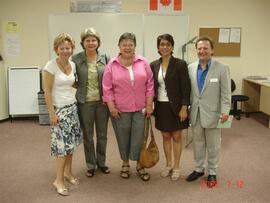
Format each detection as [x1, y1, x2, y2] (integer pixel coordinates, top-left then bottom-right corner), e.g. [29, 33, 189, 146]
[188, 59, 231, 128]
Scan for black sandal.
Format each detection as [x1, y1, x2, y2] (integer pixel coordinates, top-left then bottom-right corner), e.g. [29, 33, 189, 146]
[120, 165, 130, 179]
[136, 167, 150, 181]
[99, 166, 110, 174]
[86, 169, 95, 177]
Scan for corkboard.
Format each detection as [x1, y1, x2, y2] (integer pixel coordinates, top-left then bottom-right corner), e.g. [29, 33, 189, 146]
[199, 27, 241, 57]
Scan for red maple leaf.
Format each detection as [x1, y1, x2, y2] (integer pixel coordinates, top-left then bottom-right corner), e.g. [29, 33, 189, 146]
[160, 0, 171, 7]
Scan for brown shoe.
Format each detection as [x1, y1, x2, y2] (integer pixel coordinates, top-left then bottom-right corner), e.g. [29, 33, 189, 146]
[136, 167, 150, 181]
[86, 169, 95, 177]
[120, 165, 130, 179]
[99, 166, 110, 174]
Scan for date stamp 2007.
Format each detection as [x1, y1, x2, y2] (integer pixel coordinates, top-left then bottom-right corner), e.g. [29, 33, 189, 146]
[200, 180, 245, 189]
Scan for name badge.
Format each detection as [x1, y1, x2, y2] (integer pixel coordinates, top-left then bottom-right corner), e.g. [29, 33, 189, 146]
[210, 78, 218, 82]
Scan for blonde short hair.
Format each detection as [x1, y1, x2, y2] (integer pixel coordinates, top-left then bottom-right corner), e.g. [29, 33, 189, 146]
[80, 27, 101, 49]
[53, 33, 75, 54]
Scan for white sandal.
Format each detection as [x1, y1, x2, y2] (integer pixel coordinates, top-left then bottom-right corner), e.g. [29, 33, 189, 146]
[171, 169, 180, 181]
[53, 182, 69, 196]
[64, 176, 80, 185]
[160, 166, 172, 177]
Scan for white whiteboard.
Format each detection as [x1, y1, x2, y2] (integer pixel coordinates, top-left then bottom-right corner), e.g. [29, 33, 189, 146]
[48, 13, 144, 58]
[48, 13, 189, 62]
[8, 67, 40, 116]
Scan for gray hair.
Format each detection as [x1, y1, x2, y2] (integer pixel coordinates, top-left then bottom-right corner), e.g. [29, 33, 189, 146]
[118, 32, 136, 47]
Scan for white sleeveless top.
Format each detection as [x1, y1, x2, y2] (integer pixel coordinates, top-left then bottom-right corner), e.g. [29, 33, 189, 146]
[44, 59, 76, 108]
[157, 66, 169, 102]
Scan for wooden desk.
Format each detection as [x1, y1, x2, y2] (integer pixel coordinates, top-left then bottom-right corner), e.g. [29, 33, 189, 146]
[242, 78, 270, 128]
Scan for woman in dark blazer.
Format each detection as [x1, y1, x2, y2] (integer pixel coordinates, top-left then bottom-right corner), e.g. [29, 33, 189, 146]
[150, 34, 191, 181]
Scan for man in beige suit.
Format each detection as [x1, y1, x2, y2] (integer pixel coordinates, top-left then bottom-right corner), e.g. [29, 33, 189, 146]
[186, 36, 231, 188]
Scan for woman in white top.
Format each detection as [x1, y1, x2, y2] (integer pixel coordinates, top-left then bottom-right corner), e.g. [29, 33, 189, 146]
[43, 33, 82, 196]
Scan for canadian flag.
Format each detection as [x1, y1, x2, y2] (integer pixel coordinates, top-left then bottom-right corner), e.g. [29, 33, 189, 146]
[149, 0, 182, 12]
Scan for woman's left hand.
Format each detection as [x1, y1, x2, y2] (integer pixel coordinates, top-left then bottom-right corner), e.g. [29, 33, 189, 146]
[145, 106, 153, 118]
[179, 108, 188, 122]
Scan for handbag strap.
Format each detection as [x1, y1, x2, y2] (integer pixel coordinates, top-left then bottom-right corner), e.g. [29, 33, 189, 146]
[143, 118, 149, 144]
[149, 117, 155, 139]
[143, 117, 155, 144]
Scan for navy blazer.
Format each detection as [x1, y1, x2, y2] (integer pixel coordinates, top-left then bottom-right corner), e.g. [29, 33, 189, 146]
[150, 56, 191, 116]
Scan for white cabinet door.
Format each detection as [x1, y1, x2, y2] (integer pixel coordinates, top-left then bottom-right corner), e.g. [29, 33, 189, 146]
[8, 67, 40, 116]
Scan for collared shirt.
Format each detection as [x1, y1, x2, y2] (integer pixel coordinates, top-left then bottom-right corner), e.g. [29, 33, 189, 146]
[197, 59, 211, 94]
[102, 54, 154, 112]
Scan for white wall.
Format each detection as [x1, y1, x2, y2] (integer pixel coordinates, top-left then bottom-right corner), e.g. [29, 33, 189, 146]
[0, 0, 69, 119]
[0, 61, 8, 120]
[268, 1, 270, 70]
[187, 0, 270, 90]
[0, 0, 270, 119]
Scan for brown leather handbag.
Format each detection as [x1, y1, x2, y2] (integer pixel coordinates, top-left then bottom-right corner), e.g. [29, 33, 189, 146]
[139, 117, 159, 168]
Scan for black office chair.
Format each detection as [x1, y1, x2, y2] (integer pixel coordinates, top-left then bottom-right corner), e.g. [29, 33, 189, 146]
[230, 79, 249, 120]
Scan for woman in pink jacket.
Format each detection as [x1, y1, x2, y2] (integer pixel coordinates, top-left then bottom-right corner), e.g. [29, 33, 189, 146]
[102, 32, 154, 181]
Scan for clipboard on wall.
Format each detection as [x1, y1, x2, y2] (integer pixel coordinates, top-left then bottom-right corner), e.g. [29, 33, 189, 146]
[199, 27, 241, 57]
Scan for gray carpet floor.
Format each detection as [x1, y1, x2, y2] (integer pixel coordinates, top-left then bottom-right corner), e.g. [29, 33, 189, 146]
[0, 113, 270, 203]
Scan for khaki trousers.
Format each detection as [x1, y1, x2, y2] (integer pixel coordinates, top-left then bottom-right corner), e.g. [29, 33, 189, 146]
[192, 113, 221, 175]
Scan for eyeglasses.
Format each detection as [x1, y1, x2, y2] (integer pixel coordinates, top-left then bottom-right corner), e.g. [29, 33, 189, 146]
[159, 43, 172, 48]
[120, 43, 135, 48]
